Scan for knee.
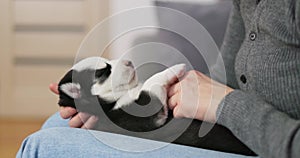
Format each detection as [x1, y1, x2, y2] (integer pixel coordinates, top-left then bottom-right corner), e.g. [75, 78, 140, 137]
[41, 112, 69, 129]
[17, 127, 69, 158]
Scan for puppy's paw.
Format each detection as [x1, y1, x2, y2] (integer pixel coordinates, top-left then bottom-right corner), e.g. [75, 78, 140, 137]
[168, 64, 186, 78]
[143, 64, 186, 89]
[139, 64, 186, 127]
[175, 64, 186, 75]
[161, 64, 186, 86]
[154, 111, 168, 127]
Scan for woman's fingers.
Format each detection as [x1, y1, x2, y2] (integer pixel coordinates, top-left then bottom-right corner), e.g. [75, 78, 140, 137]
[51, 82, 98, 129]
[69, 112, 98, 129]
[173, 106, 183, 118]
[168, 93, 180, 110]
[81, 116, 99, 129]
[168, 83, 180, 97]
[60, 108, 98, 129]
[77, 112, 93, 129]
[168, 83, 182, 110]
[68, 113, 85, 128]
[49, 83, 59, 94]
[60, 107, 77, 119]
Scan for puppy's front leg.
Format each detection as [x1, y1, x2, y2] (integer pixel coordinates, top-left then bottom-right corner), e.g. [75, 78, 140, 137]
[143, 64, 186, 89]
[142, 64, 186, 95]
[141, 64, 186, 126]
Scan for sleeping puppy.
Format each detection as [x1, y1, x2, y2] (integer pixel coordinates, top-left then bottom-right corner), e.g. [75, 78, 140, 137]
[57, 57, 256, 156]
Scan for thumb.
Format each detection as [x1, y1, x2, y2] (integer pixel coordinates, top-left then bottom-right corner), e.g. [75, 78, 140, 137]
[49, 83, 59, 94]
[173, 106, 183, 118]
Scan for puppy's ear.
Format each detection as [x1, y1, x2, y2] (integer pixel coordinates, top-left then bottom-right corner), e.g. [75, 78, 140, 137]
[60, 83, 81, 99]
[95, 64, 111, 83]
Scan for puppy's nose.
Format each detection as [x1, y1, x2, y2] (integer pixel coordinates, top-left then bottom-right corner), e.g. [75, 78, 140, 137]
[123, 60, 133, 67]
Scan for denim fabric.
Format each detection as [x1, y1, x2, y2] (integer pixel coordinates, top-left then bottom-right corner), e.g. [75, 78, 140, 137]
[16, 113, 259, 158]
[41, 112, 69, 129]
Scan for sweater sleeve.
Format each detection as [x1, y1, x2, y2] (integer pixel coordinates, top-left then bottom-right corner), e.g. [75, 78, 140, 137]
[217, 90, 300, 158]
[210, 0, 244, 89]
[295, 0, 300, 35]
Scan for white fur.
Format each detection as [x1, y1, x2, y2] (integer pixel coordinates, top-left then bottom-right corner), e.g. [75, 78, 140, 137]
[113, 84, 143, 109]
[63, 57, 186, 127]
[113, 64, 186, 109]
[113, 64, 186, 126]
[91, 59, 138, 102]
[72, 57, 108, 72]
[60, 83, 81, 99]
[139, 64, 186, 125]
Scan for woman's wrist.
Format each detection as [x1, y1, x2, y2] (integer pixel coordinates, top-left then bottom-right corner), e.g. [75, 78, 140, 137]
[212, 87, 234, 122]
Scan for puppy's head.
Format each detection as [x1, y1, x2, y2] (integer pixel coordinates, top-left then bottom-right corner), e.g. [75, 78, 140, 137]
[58, 57, 138, 113]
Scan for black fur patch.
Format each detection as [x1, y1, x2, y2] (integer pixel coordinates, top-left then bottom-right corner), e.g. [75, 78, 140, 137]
[58, 70, 76, 108]
[95, 64, 111, 84]
[58, 63, 112, 112]
[134, 91, 151, 106]
[100, 91, 165, 132]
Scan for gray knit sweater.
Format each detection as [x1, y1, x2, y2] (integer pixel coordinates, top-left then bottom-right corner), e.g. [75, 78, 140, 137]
[212, 0, 300, 158]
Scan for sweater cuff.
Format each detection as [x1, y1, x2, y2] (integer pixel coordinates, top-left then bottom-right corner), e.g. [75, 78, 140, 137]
[215, 90, 300, 158]
[216, 90, 254, 127]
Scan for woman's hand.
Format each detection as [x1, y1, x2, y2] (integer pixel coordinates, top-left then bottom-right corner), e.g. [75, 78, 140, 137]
[167, 71, 233, 123]
[49, 83, 99, 129]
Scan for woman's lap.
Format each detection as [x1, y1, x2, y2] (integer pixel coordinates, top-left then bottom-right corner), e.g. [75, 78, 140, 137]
[17, 113, 258, 158]
[40, 112, 69, 129]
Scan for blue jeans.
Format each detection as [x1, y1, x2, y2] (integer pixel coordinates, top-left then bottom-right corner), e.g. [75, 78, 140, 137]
[17, 112, 258, 158]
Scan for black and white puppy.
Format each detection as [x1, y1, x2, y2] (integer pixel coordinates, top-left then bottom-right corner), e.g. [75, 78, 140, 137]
[57, 57, 256, 156]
